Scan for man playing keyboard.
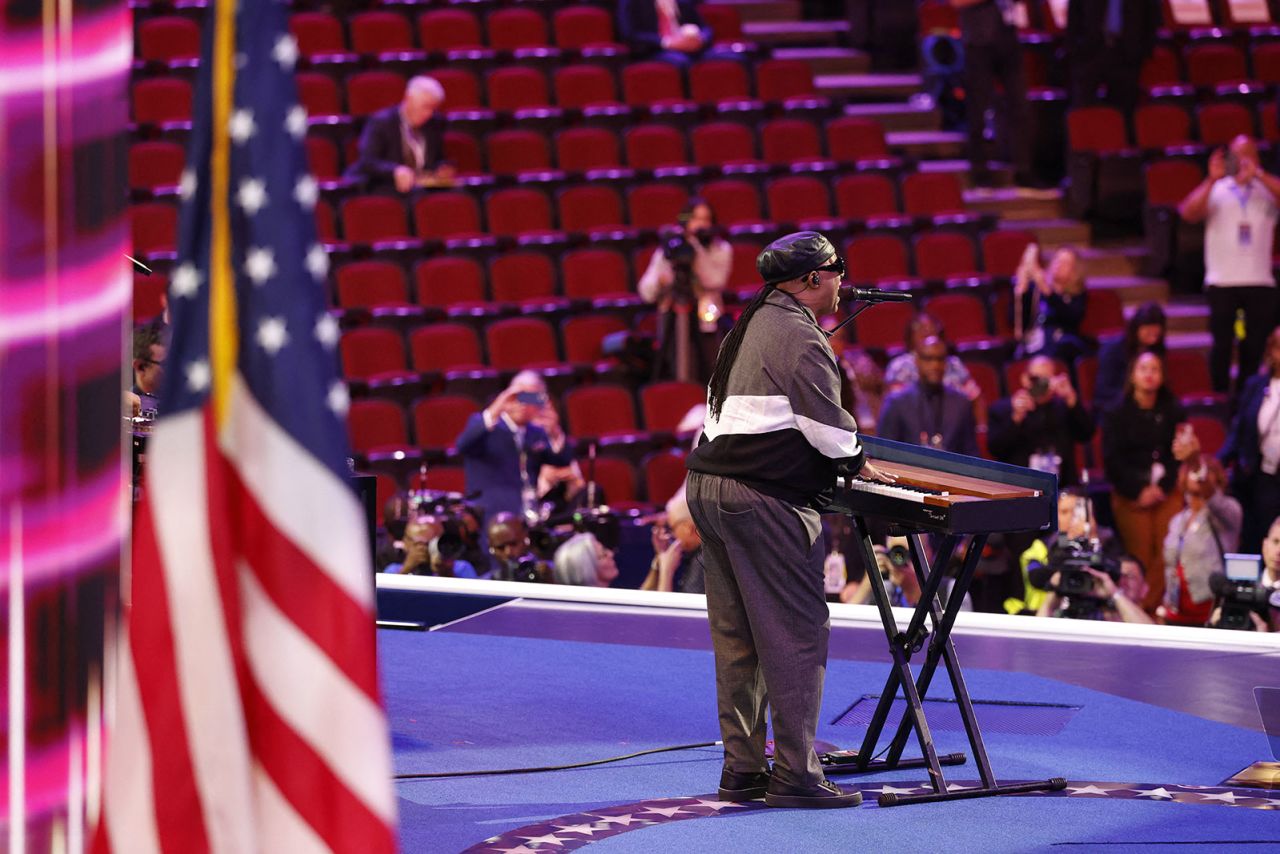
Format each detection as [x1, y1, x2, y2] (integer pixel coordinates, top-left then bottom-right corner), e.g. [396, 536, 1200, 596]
[686, 231, 891, 809]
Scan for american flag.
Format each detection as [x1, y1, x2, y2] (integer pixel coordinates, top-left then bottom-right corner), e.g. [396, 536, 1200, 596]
[96, 1, 396, 851]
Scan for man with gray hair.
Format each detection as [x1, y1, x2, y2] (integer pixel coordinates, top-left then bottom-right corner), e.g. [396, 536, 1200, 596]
[686, 231, 892, 809]
[347, 75, 454, 193]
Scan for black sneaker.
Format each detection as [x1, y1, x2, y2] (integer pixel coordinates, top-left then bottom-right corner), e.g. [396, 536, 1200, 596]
[718, 768, 771, 802]
[764, 778, 863, 809]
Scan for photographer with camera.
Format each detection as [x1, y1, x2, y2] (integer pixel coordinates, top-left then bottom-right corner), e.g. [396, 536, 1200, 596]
[847, 536, 972, 612]
[1157, 454, 1243, 627]
[638, 199, 732, 383]
[382, 517, 479, 578]
[457, 371, 574, 526]
[988, 356, 1094, 487]
[641, 488, 705, 594]
[485, 512, 552, 583]
[1177, 135, 1280, 395]
[1034, 554, 1153, 624]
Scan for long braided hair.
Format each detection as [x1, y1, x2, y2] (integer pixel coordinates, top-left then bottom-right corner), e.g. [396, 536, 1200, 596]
[707, 285, 774, 420]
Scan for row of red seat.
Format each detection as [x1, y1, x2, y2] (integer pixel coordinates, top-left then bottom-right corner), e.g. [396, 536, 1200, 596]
[130, 169, 989, 258]
[919, 0, 1280, 40]
[129, 116, 900, 193]
[1070, 102, 1280, 154]
[136, 5, 744, 65]
[131, 58, 827, 129]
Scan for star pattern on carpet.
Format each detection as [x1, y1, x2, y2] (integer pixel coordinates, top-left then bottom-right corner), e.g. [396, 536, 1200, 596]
[460, 782, 1280, 852]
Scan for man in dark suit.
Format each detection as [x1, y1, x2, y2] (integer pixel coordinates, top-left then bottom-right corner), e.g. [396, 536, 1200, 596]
[618, 0, 713, 65]
[456, 372, 575, 526]
[346, 75, 453, 193]
[877, 336, 981, 456]
[1066, 0, 1160, 115]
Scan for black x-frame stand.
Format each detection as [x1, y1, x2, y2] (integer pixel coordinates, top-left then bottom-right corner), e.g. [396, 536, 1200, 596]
[821, 515, 1066, 807]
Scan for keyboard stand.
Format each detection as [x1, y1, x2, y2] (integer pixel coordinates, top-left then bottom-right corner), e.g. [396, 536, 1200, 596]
[821, 514, 1066, 806]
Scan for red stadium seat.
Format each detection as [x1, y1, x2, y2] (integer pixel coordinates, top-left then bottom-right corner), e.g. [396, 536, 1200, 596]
[1184, 43, 1249, 88]
[485, 188, 560, 241]
[414, 257, 488, 308]
[314, 199, 337, 244]
[1080, 288, 1125, 339]
[485, 317, 562, 369]
[755, 59, 826, 109]
[289, 12, 348, 58]
[565, 385, 640, 437]
[562, 314, 629, 364]
[305, 136, 341, 181]
[766, 176, 833, 226]
[914, 231, 982, 282]
[443, 131, 483, 175]
[488, 67, 552, 112]
[689, 59, 754, 106]
[622, 62, 691, 107]
[761, 118, 827, 167]
[554, 64, 621, 109]
[340, 196, 412, 244]
[129, 141, 185, 191]
[432, 69, 483, 110]
[700, 4, 744, 42]
[1144, 158, 1203, 207]
[591, 456, 638, 505]
[834, 174, 903, 226]
[346, 400, 410, 455]
[489, 252, 558, 304]
[1164, 349, 1215, 398]
[827, 118, 892, 163]
[412, 396, 479, 451]
[562, 248, 632, 299]
[726, 241, 764, 289]
[1134, 104, 1193, 151]
[552, 6, 620, 50]
[346, 71, 405, 117]
[335, 261, 410, 309]
[130, 203, 178, 256]
[644, 449, 688, 505]
[901, 172, 968, 218]
[555, 126, 623, 172]
[340, 327, 410, 381]
[846, 234, 912, 285]
[134, 270, 166, 323]
[640, 381, 705, 432]
[980, 230, 1037, 277]
[691, 122, 760, 168]
[558, 186, 627, 234]
[409, 323, 485, 372]
[700, 179, 764, 227]
[137, 16, 201, 62]
[1197, 102, 1254, 147]
[1140, 44, 1183, 90]
[1187, 414, 1226, 457]
[1253, 42, 1280, 85]
[924, 293, 989, 343]
[350, 11, 415, 54]
[417, 9, 484, 51]
[487, 7, 550, 50]
[486, 129, 553, 176]
[624, 124, 690, 169]
[853, 300, 915, 349]
[1067, 106, 1129, 153]
[296, 72, 343, 118]
[414, 192, 484, 240]
[132, 78, 192, 124]
[963, 359, 1002, 404]
[627, 184, 689, 229]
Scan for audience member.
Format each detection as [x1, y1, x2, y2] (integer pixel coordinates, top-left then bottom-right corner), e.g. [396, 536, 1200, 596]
[346, 75, 454, 193]
[1065, 0, 1159, 116]
[1014, 490, 1121, 613]
[824, 316, 885, 434]
[457, 371, 574, 524]
[131, 324, 166, 417]
[883, 313, 975, 396]
[618, 0, 714, 65]
[1102, 352, 1192, 609]
[486, 512, 551, 582]
[641, 488, 705, 594]
[878, 336, 981, 456]
[1093, 302, 1165, 415]
[1158, 457, 1242, 627]
[638, 198, 732, 382]
[950, 0, 1033, 187]
[1014, 246, 1089, 365]
[1265, 516, 1280, 592]
[537, 461, 590, 518]
[987, 356, 1094, 486]
[552, 532, 619, 587]
[847, 536, 971, 611]
[1220, 328, 1280, 552]
[1177, 137, 1280, 394]
[381, 517, 479, 578]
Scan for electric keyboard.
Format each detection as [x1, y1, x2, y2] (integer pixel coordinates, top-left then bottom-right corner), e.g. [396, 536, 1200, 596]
[823, 435, 1057, 535]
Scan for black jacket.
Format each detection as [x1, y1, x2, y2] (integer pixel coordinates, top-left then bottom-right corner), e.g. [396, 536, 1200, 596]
[987, 395, 1095, 486]
[1220, 373, 1273, 488]
[345, 107, 447, 190]
[1101, 391, 1185, 500]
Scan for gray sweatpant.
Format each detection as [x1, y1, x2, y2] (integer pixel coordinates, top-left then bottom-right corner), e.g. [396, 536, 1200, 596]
[686, 471, 829, 789]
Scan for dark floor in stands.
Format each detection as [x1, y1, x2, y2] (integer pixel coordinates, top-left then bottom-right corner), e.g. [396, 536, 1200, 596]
[131, 0, 1280, 849]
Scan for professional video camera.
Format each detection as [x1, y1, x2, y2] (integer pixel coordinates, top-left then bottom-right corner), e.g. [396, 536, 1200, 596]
[528, 507, 622, 561]
[1209, 554, 1274, 631]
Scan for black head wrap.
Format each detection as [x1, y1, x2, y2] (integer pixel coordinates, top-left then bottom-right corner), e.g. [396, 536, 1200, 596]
[707, 231, 837, 420]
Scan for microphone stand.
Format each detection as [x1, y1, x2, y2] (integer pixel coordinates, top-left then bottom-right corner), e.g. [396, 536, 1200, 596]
[823, 300, 881, 340]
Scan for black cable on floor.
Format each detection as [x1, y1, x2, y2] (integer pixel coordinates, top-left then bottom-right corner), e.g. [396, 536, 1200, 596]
[394, 741, 721, 780]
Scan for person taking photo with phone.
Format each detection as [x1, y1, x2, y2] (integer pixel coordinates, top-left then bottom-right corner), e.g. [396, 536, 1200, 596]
[1178, 135, 1280, 395]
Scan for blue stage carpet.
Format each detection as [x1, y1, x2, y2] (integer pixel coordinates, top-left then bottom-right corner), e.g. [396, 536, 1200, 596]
[384, 629, 1279, 852]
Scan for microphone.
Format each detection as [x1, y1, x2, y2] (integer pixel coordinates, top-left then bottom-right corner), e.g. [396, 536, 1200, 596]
[840, 286, 914, 303]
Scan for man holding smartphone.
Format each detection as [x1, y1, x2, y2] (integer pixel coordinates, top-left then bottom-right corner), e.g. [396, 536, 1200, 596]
[456, 371, 574, 528]
[1178, 135, 1280, 394]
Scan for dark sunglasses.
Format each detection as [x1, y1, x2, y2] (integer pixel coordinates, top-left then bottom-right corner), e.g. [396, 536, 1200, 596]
[816, 256, 846, 277]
